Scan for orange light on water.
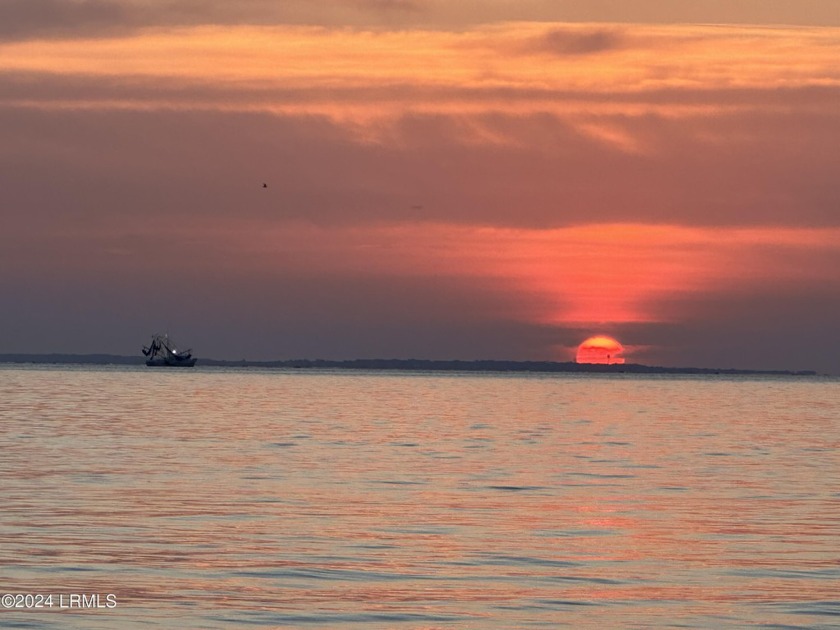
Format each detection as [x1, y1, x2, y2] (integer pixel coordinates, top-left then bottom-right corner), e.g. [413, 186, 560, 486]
[576, 335, 625, 364]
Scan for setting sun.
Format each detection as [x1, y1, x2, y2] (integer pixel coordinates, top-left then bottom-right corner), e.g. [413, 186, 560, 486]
[576, 335, 626, 364]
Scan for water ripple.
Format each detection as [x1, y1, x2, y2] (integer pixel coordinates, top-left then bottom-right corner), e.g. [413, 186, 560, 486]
[1, 366, 838, 628]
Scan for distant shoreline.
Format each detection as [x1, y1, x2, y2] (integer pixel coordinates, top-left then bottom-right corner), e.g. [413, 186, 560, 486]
[0, 354, 818, 376]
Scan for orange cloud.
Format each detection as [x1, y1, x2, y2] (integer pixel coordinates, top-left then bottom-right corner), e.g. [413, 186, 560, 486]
[1, 23, 838, 120]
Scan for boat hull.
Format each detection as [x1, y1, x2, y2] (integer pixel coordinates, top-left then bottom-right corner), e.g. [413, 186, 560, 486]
[145, 358, 197, 367]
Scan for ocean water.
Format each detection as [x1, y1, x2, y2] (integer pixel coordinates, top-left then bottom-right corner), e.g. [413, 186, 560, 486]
[0, 365, 838, 629]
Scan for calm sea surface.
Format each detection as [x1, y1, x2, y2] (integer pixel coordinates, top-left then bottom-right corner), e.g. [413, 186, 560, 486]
[1, 365, 838, 628]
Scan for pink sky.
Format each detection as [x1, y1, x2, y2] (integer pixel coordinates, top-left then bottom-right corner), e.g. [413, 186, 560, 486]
[1, 1, 839, 371]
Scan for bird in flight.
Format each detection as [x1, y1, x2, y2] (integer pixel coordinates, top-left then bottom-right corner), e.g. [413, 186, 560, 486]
[262, 183, 268, 188]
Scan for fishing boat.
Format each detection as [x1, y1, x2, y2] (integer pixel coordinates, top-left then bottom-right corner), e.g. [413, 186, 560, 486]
[142, 333, 197, 367]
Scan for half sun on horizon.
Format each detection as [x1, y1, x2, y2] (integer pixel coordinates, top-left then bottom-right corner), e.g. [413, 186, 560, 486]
[576, 335, 626, 365]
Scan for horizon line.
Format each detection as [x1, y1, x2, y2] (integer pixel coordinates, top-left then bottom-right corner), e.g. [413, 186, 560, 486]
[0, 353, 821, 376]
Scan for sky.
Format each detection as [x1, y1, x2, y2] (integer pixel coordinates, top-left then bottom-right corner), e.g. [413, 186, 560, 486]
[1, 0, 839, 372]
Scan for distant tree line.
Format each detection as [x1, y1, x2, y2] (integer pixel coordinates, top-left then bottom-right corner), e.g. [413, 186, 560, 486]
[0, 354, 816, 376]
